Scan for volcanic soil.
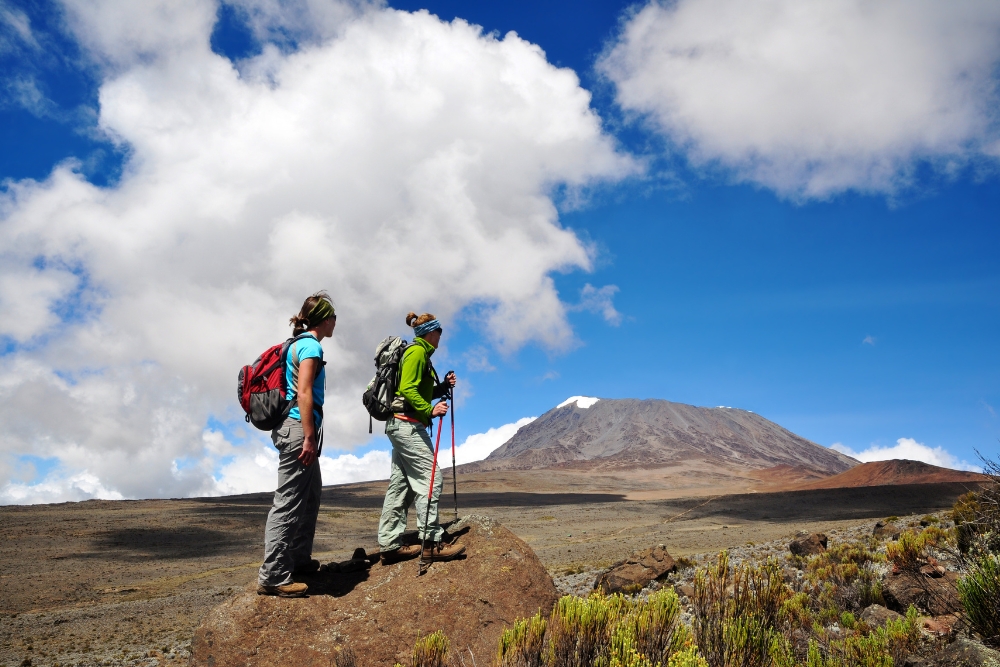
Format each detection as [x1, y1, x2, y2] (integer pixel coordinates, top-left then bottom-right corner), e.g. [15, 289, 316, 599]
[0, 478, 978, 667]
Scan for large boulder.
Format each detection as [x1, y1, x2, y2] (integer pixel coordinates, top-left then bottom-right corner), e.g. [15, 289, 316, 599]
[882, 571, 962, 617]
[594, 545, 676, 594]
[190, 515, 558, 667]
[789, 533, 828, 557]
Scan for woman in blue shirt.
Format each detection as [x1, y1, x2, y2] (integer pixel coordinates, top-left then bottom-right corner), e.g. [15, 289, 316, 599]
[257, 292, 336, 597]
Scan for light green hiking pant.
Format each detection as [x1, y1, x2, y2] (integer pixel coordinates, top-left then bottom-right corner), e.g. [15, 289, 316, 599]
[378, 417, 444, 550]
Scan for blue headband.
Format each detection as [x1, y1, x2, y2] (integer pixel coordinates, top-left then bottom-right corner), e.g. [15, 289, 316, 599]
[414, 319, 441, 337]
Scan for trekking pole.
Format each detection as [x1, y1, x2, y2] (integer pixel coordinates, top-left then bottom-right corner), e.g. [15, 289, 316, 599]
[448, 372, 458, 520]
[418, 406, 446, 576]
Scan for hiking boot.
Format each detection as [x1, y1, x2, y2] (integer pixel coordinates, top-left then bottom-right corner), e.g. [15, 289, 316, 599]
[421, 542, 466, 562]
[293, 558, 320, 574]
[257, 582, 308, 598]
[380, 544, 421, 565]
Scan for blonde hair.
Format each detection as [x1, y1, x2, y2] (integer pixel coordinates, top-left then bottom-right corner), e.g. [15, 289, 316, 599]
[405, 312, 437, 328]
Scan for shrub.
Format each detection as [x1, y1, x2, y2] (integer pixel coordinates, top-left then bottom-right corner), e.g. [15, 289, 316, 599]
[668, 644, 710, 667]
[958, 553, 1000, 647]
[626, 587, 690, 665]
[497, 612, 547, 667]
[606, 623, 654, 667]
[547, 593, 623, 667]
[886, 531, 925, 571]
[804, 606, 919, 667]
[693, 551, 788, 667]
[952, 452, 1000, 557]
[542, 588, 691, 667]
[411, 631, 449, 667]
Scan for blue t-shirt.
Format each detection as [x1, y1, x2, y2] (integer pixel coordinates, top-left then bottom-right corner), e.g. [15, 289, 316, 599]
[286, 334, 325, 424]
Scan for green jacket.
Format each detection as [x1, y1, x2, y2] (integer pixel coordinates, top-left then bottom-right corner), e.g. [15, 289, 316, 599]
[396, 337, 449, 426]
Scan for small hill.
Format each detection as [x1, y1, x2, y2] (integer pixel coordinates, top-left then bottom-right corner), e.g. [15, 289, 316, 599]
[796, 459, 986, 489]
[463, 397, 856, 476]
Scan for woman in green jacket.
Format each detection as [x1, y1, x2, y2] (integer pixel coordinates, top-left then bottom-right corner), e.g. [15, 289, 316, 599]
[377, 312, 466, 564]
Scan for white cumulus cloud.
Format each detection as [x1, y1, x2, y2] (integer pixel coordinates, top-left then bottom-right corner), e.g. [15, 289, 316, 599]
[452, 416, 535, 465]
[0, 0, 634, 503]
[599, 0, 1000, 198]
[830, 437, 980, 472]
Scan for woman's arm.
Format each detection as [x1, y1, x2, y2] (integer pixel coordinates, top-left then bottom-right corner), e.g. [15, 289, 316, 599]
[297, 357, 319, 466]
[398, 347, 433, 423]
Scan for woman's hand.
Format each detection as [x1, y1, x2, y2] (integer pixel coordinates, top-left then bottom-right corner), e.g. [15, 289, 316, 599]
[431, 400, 449, 418]
[444, 371, 457, 387]
[298, 435, 318, 466]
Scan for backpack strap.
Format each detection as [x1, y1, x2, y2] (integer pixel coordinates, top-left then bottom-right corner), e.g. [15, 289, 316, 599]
[283, 333, 324, 421]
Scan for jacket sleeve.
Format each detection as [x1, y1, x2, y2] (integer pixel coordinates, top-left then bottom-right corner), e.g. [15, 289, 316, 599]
[398, 346, 432, 423]
[432, 372, 449, 400]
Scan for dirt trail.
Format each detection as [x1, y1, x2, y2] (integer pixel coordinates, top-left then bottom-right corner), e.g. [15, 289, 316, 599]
[0, 481, 975, 667]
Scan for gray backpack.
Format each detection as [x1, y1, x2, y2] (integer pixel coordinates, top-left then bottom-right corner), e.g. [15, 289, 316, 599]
[362, 336, 410, 432]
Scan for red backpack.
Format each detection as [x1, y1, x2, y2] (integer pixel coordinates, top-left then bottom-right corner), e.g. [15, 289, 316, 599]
[238, 333, 313, 431]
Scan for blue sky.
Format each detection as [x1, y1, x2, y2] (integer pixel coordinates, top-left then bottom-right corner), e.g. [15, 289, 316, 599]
[1, 0, 998, 502]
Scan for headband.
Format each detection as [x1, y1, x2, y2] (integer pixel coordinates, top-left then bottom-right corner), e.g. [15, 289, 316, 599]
[307, 298, 336, 326]
[413, 318, 441, 337]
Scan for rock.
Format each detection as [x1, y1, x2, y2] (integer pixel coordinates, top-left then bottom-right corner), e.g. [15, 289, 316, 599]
[921, 636, 1000, 667]
[594, 545, 677, 594]
[789, 533, 828, 556]
[874, 522, 902, 540]
[920, 564, 947, 578]
[860, 604, 904, 627]
[882, 571, 962, 616]
[674, 583, 695, 599]
[920, 614, 959, 638]
[189, 515, 558, 667]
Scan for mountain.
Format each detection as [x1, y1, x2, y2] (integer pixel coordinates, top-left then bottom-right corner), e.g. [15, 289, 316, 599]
[795, 459, 986, 489]
[464, 397, 857, 475]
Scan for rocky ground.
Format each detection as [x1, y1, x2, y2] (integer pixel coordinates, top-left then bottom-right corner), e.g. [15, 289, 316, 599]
[0, 481, 976, 667]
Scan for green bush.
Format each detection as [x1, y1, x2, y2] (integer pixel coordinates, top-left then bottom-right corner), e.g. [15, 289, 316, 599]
[886, 531, 925, 572]
[547, 593, 624, 667]
[802, 606, 918, 667]
[958, 553, 1000, 647]
[668, 644, 710, 667]
[693, 551, 788, 667]
[497, 612, 548, 667]
[411, 631, 449, 667]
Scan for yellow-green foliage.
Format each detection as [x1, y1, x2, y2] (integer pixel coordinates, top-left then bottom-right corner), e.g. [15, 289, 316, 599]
[693, 551, 789, 667]
[781, 592, 813, 630]
[547, 593, 626, 667]
[886, 531, 925, 571]
[839, 612, 857, 630]
[953, 492, 981, 526]
[625, 587, 691, 665]
[498, 612, 548, 667]
[412, 631, 449, 667]
[668, 644, 710, 667]
[606, 624, 654, 667]
[504, 588, 691, 667]
[958, 553, 1000, 647]
[800, 606, 919, 667]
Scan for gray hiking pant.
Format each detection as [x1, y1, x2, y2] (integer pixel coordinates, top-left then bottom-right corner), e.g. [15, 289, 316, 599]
[378, 417, 444, 550]
[258, 418, 322, 586]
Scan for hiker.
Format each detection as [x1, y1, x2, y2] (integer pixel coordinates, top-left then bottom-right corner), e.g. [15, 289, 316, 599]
[377, 312, 466, 565]
[257, 292, 337, 597]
